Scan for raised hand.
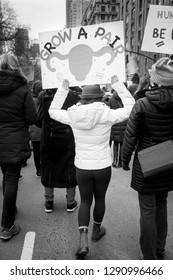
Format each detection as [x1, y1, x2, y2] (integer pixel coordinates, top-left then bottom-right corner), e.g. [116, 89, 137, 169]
[111, 75, 119, 85]
[62, 79, 70, 90]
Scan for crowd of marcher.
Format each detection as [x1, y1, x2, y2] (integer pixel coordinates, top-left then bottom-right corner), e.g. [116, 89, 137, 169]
[0, 52, 173, 261]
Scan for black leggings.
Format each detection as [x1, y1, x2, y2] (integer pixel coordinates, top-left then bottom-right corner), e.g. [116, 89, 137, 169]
[76, 167, 111, 227]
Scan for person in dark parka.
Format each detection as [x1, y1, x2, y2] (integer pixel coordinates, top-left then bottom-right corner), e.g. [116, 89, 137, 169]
[37, 87, 80, 213]
[122, 57, 173, 260]
[0, 53, 38, 241]
[29, 80, 42, 178]
[109, 89, 128, 168]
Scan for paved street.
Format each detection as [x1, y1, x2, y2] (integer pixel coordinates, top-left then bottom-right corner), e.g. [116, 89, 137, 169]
[0, 155, 173, 260]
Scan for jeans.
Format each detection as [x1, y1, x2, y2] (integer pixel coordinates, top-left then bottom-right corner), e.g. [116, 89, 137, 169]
[44, 187, 76, 205]
[138, 191, 168, 260]
[1, 163, 22, 229]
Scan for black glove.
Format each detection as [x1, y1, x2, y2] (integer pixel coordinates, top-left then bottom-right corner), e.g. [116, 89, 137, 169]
[122, 162, 130, 171]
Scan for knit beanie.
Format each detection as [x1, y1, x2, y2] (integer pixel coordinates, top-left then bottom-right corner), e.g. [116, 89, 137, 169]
[150, 57, 173, 86]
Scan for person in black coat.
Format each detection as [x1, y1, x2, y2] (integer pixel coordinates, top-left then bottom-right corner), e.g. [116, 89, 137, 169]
[122, 57, 173, 260]
[109, 89, 128, 168]
[37, 87, 80, 213]
[29, 80, 42, 178]
[0, 53, 38, 241]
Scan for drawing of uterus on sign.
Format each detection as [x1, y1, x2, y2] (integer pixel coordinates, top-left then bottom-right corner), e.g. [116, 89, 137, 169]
[39, 22, 126, 88]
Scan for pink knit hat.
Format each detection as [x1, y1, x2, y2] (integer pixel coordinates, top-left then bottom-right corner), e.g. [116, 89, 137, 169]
[150, 57, 173, 86]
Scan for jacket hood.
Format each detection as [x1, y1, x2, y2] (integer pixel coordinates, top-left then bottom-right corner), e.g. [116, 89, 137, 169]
[68, 102, 106, 129]
[0, 70, 27, 95]
[145, 86, 173, 111]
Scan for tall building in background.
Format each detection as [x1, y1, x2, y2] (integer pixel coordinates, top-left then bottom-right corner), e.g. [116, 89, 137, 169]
[66, 0, 72, 28]
[119, 0, 173, 77]
[0, 0, 4, 53]
[81, 0, 120, 25]
[15, 28, 29, 57]
[66, 0, 89, 28]
[81, 0, 173, 78]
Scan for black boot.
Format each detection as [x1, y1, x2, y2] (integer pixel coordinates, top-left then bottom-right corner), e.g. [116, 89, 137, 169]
[91, 223, 106, 242]
[75, 227, 89, 257]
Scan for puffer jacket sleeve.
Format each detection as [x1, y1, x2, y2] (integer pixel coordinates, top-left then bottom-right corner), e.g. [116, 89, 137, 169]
[109, 82, 135, 124]
[49, 87, 70, 125]
[122, 100, 144, 165]
[24, 88, 38, 125]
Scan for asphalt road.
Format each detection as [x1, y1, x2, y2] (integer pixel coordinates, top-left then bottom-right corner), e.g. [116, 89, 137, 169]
[0, 155, 173, 260]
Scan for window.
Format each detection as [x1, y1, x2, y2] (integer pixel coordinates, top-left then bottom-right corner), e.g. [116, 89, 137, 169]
[101, 6, 105, 12]
[139, 14, 142, 27]
[131, 36, 134, 49]
[156, 0, 161, 4]
[112, 6, 116, 12]
[154, 54, 157, 61]
[139, 0, 143, 10]
[126, 1, 129, 13]
[125, 41, 129, 50]
[132, 8, 135, 20]
[122, 6, 124, 16]
[101, 15, 105, 20]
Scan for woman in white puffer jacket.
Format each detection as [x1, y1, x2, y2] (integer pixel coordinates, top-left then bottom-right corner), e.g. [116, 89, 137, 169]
[49, 75, 135, 258]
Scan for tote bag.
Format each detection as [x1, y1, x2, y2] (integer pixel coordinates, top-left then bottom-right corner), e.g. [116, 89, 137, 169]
[138, 140, 173, 179]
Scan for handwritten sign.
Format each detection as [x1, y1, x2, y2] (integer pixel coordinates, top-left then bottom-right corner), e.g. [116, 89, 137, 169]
[39, 21, 125, 89]
[141, 5, 173, 54]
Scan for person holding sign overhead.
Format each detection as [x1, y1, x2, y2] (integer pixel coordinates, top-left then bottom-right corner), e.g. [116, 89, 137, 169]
[49, 76, 135, 258]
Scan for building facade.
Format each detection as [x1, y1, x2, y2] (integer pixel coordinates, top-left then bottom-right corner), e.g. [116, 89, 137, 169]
[66, 0, 89, 28]
[81, 0, 173, 79]
[119, 0, 173, 77]
[81, 0, 120, 25]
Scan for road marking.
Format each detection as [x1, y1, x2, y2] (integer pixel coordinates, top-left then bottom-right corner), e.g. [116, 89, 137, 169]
[20, 231, 36, 260]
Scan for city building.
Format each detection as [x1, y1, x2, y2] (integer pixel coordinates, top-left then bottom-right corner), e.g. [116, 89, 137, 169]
[30, 39, 40, 59]
[81, 0, 120, 25]
[66, 0, 89, 28]
[119, 0, 173, 78]
[0, 0, 3, 53]
[66, 0, 72, 28]
[15, 28, 30, 57]
[81, 0, 173, 79]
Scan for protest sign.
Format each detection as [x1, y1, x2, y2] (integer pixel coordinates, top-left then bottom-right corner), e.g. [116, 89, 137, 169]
[39, 21, 125, 89]
[141, 5, 173, 54]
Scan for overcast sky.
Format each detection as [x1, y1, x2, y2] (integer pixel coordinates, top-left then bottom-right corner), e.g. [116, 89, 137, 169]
[8, 0, 66, 39]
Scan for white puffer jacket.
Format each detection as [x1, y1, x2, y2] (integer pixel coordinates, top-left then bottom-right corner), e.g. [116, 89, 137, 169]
[49, 82, 135, 170]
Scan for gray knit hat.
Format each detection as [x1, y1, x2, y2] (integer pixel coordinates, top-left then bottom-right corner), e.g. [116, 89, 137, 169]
[150, 57, 173, 86]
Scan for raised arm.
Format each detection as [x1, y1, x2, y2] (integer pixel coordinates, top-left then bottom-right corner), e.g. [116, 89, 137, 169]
[109, 75, 135, 124]
[49, 80, 71, 125]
